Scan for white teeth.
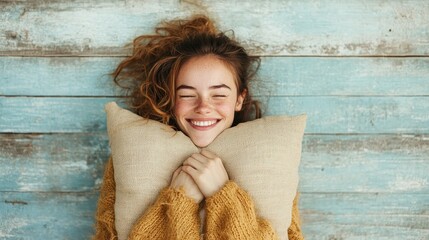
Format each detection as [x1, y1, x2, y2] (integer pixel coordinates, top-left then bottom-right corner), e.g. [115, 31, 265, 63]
[190, 120, 217, 127]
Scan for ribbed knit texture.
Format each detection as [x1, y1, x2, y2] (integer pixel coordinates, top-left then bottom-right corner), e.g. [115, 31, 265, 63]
[93, 156, 117, 240]
[288, 193, 304, 240]
[204, 181, 278, 240]
[128, 187, 201, 239]
[93, 158, 305, 240]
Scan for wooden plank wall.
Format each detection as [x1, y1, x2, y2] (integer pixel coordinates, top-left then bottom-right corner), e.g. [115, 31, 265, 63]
[1, 1, 428, 239]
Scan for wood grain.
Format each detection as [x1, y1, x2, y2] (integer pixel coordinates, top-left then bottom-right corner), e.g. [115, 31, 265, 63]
[0, 57, 120, 96]
[1, 0, 428, 56]
[0, 133, 109, 192]
[2, 57, 428, 96]
[1, 97, 428, 134]
[0, 191, 97, 239]
[300, 193, 429, 240]
[300, 134, 429, 193]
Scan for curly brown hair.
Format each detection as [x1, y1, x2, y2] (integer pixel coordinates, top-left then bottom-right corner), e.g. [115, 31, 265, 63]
[112, 15, 261, 128]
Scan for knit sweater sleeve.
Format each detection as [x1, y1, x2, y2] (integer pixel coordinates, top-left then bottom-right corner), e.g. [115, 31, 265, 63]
[93, 157, 201, 240]
[288, 193, 305, 240]
[204, 181, 279, 240]
[128, 187, 201, 239]
[93, 156, 117, 240]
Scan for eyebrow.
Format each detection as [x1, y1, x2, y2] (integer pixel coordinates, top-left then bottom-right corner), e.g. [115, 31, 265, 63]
[176, 84, 232, 91]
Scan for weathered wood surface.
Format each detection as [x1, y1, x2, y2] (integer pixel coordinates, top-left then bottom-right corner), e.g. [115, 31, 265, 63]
[0, 57, 120, 96]
[1, 133, 428, 194]
[300, 193, 429, 240]
[0, 133, 109, 192]
[1, 57, 429, 96]
[0, 191, 97, 239]
[1, 96, 428, 134]
[1, 0, 428, 239]
[1, 0, 428, 56]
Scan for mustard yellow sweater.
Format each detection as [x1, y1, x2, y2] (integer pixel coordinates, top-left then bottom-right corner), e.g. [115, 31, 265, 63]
[93, 158, 304, 240]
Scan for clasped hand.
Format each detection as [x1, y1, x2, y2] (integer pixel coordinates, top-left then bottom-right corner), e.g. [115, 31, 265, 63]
[170, 149, 229, 203]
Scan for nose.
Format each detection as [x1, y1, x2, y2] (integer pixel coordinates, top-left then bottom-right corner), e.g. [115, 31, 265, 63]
[195, 97, 212, 114]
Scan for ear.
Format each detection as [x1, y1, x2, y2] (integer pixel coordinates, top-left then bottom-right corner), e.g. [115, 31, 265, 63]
[235, 89, 247, 111]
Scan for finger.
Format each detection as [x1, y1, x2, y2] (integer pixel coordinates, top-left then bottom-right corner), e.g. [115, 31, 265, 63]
[190, 152, 210, 163]
[172, 167, 181, 180]
[181, 165, 200, 180]
[200, 149, 218, 159]
[183, 156, 205, 170]
[178, 170, 196, 182]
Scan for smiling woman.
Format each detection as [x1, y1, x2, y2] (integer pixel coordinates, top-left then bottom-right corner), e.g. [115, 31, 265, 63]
[93, 15, 304, 240]
[174, 55, 245, 147]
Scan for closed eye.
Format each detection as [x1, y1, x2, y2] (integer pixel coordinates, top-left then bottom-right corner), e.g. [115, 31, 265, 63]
[213, 95, 227, 98]
[179, 95, 196, 98]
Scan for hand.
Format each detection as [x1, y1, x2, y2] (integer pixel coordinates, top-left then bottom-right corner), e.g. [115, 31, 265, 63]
[170, 167, 204, 203]
[181, 149, 229, 197]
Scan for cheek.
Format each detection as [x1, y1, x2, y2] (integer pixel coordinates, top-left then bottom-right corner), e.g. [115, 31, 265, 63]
[215, 101, 238, 116]
[174, 101, 191, 117]
[173, 101, 181, 116]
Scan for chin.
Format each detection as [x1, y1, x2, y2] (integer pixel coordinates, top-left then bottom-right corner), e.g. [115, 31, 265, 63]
[190, 137, 214, 148]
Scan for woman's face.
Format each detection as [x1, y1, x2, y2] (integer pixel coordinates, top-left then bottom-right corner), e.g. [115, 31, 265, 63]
[174, 55, 244, 147]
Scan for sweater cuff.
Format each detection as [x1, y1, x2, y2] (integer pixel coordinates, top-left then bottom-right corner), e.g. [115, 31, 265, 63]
[158, 187, 200, 214]
[204, 181, 260, 238]
[129, 187, 201, 238]
[205, 181, 246, 208]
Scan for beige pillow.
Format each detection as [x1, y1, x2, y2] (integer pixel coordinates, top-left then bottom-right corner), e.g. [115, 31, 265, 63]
[105, 102, 306, 240]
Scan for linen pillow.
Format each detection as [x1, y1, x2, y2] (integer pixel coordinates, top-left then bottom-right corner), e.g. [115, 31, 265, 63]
[105, 101, 306, 240]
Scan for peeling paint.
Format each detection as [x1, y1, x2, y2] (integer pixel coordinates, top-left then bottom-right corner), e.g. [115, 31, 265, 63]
[1, 1, 427, 56]
[63, 160, 89, 171]
[303, 134, 429, 153]
[0, 218, 29, 238]
[4, 30, 18, 40]
[389, 176, 429, 191]
[0, 134, 39, 158]
[321, 44, 340, 55]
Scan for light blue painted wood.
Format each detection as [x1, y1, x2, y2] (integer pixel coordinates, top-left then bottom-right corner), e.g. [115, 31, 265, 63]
[265, 96, 429, 134]
[0, 192, 97, 239]
[300, 134, 429, 193]
[259, 57, 429, 96]
[1, 97, 428, 134]
[0, 97, 112, 133]
[1, 1, 428, 56]
[1, 57, 428, 96]
[0, 57, 120, 96]
[0, 133, 109, 192]
[300, 193, 429, 218]
[300, 193, 429, 240]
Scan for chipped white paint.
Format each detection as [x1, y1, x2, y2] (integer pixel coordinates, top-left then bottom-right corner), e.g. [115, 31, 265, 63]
[389, 176, 429, 192]
[1, 1, 428, 56]
[62, 160, 89, 171]
[0, 218, 29, 238]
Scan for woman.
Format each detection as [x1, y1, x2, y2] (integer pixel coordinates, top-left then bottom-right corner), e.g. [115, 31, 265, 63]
[94, 15, 304, 240]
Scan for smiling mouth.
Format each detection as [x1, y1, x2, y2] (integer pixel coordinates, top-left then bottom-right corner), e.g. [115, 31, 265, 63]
[188, 119, 219, 127]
